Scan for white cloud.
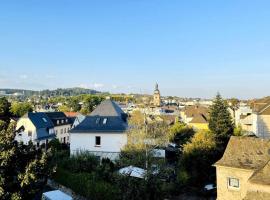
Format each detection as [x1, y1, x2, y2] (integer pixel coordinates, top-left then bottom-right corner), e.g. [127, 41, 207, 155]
[93, 83, 104, 88]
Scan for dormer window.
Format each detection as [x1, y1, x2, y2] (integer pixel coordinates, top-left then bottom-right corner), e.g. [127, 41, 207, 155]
[66, 119, 68, 122]
[103, 118, 107, 124]
[62, 120, 64, 123]
[57, 120, 59, 125]
[96, 118, 100, 124]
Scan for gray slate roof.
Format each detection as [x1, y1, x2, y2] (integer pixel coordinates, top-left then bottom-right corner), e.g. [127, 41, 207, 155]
[70, 100, 128, 133]
[21, 112, 55, 141]
[90, 100, 125, 117]
[23, 112, 54, 129]
[45, 112, 70, 126]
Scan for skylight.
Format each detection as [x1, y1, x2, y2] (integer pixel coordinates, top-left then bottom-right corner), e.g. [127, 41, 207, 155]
[42, 118, 47, 123]
[103, 118, 107, 124]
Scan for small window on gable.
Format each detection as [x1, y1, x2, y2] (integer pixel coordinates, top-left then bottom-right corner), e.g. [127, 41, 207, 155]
[95, 136, 101, 146]
[42, 118, 47, 123]
[28, 131, 32, 137]
[103, 118, 107, 124]
[228, 178, 240, 189]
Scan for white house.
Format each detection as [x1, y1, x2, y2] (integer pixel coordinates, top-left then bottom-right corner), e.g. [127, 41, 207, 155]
[70, 100, 129, 160]
[45, 112, 72, 144]
[15, 112, 56, 146]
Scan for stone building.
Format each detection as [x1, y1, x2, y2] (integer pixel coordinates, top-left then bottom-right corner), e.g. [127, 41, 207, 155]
[153, 83, 161, 107]
[215, 136, 270, 200]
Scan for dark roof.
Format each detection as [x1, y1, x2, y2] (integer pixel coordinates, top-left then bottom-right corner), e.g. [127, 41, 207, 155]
[35, 128, 56, 141]
[215, 136, 270, 170]
[23, 112, 54, 129]
[45, 112, 70, 126]
[90, 100, 125, 117]
[70, 100, 128, 133]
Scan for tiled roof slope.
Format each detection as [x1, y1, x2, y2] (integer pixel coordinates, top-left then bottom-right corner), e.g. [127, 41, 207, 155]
[90, 100, 125, 117]
[249, 160, 270, 185]
[215, 136, 270, 170]
[243, 191, 270, 200]
[70, 100, 128, 133]
[23, 112, 54, 129]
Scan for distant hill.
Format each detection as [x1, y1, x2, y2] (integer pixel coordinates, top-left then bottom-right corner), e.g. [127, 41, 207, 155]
[0, 87, 101, 97]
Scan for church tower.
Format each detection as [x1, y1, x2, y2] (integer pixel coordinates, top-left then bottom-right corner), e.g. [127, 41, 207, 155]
[153, 83, 161, 107]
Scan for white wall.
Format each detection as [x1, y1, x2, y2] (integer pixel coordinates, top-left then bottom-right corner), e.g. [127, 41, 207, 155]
[54, 124, 71, 143]
[16, 118, 37, 142]
[70, 132, 127, 155]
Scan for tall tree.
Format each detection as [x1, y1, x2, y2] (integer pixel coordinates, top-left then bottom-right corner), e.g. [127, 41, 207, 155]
[10, 102, 33, 117]
[0, 97, 11, 121]
[209, 93, 234, 146]
[0, 122, 50, 199]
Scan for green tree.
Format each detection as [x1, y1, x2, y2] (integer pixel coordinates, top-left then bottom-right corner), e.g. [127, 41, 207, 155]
[0, 123, 50, 199]
[209, 93, 234, 146]
[178, 130, 217, 187]
[168, 122, 195, 147]
[10, 102, 33, 117]
[0, 97, 11, 118]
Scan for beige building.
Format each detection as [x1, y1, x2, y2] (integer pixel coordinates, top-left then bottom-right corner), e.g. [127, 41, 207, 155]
[215, 136, 270, 200]
[180, 105, 209, 130]
[153, 83, 161, 107]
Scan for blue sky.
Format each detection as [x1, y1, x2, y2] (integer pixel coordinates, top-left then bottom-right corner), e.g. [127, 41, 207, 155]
[0, 0, 270, 99]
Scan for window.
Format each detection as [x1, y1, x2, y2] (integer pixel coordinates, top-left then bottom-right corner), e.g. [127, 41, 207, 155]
[28, 131, 32, 137]
[103, 118, 107, 124]
[66, 119, 68, 122]
[61, 120, 64, 123]
[61, 129, 63, 134]
[64, 128, 66, 133]
[55, 130, 58, 135]
[95, 136, 101, 146]
[42, 118, 47, 122]
[228, 178, 240, 189]
[96, 118, 100, 124]
[57, 120, 59, 125]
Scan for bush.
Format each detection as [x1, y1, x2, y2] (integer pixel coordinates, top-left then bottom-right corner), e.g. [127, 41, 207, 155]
[59, 152, 99, 173]
[53, 168, 119, 200]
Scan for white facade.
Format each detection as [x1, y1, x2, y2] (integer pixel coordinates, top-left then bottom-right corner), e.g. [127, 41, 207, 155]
[70, 132, 127, 160]
[54, 124, 71, 144]
[15, 117, 54, 145]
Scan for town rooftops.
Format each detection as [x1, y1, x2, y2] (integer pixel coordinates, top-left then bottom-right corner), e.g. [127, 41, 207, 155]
[183, 105, 209, 119]
[189, 114, 208, 124]
[70, 100, 128, 133]
[215, 136, 270, 170]
[251, 97, 270, 115]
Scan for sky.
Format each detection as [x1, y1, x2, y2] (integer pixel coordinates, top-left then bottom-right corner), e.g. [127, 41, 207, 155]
[0, 0, 270, 99]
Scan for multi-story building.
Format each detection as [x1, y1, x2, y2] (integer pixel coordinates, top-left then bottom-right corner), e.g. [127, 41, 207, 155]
[45, 112, 72, 144]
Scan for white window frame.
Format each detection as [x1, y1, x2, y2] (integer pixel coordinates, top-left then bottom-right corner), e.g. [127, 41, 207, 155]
[227, 177, 240, 190]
